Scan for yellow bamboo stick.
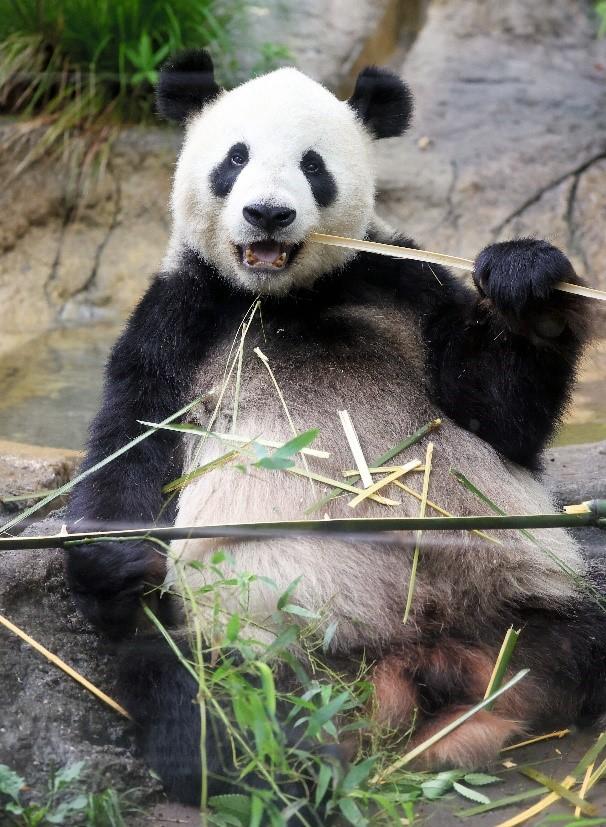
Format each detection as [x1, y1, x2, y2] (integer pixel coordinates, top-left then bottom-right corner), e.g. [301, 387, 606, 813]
[575, 763, 594, 818]
[0, 612, 130, 718]
[310, 233, 606, 302]
[348, 460, 422, 508]
[392, 479, 501, 545]
[338, 409, 373, 488]
[494, 776, 576, 827]
[501, 729, 570, 752]
[403, 444, 433, 623]
[285, 466, 399, 506]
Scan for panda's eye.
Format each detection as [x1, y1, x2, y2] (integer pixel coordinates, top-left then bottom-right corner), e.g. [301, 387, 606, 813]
[301, 150, 325, 177]
[231, 152, 246, 166]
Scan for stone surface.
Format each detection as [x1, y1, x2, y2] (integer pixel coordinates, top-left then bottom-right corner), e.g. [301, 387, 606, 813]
[376, 0, 606, 295]
[0, 513, 159, 821]
[0, 440, 82, 523]
[0, 127, 178, 346]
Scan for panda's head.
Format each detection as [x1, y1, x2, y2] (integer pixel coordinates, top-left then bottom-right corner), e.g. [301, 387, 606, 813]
[157, 50, 413, 295]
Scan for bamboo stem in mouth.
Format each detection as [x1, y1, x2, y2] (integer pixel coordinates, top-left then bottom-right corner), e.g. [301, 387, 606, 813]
[310, 233, 606, 303]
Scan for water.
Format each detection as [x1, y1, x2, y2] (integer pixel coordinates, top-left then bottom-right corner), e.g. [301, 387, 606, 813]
[0, 324, 119, 449]
[0, 325, 604, 450]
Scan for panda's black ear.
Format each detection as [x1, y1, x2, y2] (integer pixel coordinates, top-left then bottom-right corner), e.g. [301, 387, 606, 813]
[156, 49, 221, 125]
[347, 67, 413, 139]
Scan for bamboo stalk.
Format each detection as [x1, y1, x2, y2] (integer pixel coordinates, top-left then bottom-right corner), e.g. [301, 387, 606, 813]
[348, 460, 421, 508]
[494, 776, 576, 827]
[305, 418, 442, 514]
[310, 233, 606, 302]
[575, 763, 594, 818]
[0, 612, 129, 718]
[403, 443, 433, 623]
[338, 409, 373, 488]
[483, 626, 520, 708]
[284, 466, 399, 506]
[1, 501, 604, 550]
[518, 767, 597, 816]
[393, 479, 502, 545]
[501, 729, 570, 752]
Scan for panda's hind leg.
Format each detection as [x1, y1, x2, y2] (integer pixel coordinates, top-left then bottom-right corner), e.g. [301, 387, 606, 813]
[370, 619, 606, 771]
[117, 635, 206, 804]
[117, 635, 342, 823]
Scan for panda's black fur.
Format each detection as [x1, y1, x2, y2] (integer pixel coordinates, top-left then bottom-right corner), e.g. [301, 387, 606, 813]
[66, 50, 605, 814]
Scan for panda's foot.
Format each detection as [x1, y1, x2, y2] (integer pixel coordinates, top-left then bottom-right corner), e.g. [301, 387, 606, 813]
[410, 707, 523, 770]
[473, 239, 583, 332]
[117, 635, 343, 824]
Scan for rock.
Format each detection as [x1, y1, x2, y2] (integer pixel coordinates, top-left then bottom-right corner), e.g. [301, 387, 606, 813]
[543, 440, 606, 555]
[0, 440, 82, 524]
[544, 439, 606, 505]
[376, 0, 606, 294]
[0, 128, 178, 346]
[0, 512, 159, 819]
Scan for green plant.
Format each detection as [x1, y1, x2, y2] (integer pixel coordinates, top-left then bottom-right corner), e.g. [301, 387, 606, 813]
[0, 761, 133, 826]
[0, 0, 289, 182]
[596, 1, 606, 35]
[140, 547, 505, 826]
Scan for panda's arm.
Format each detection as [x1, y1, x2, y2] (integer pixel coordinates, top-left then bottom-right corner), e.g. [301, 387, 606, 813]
[66, 260, 230, 636]
[420, 239, 590, 469]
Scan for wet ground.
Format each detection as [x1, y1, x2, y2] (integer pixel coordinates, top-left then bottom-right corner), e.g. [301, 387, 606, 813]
[0, 325, 604, 451]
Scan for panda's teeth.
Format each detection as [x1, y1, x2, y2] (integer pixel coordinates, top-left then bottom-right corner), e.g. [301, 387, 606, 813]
[245, 248, 258, 264]
[274, 252, 287, 267]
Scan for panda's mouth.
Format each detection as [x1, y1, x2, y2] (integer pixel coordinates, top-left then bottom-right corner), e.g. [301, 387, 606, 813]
[237, 240, 301, 271]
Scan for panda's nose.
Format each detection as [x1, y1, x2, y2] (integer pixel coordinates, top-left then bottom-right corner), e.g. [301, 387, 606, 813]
[242, 203, 296, 233]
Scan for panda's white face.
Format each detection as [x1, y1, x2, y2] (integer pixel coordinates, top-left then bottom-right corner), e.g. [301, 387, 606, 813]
[169, 68, 376, 294]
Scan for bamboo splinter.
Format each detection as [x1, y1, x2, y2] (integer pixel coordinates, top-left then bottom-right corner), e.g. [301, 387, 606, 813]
[0, 612, 129, 718]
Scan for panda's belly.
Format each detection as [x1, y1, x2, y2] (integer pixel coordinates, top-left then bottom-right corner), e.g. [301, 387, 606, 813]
[168, 303, 584, 649]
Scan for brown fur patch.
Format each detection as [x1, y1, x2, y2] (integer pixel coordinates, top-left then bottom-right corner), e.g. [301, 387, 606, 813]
[372, 656, 419, 728]
[412, 707, 523, 770]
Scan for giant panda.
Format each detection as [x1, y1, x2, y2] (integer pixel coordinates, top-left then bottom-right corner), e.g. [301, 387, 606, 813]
[67, 49, 606, 814]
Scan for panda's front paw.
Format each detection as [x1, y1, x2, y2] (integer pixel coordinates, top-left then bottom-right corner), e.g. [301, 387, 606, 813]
[66, 540, 165, 638]
[473, 239, 577, 322]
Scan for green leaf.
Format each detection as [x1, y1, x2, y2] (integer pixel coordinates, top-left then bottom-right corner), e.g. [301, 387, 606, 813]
[315, 762, 333, 806]
[46, 793, 89, 823]
[322, 620, 339, 653]
[225, 614, 241, 643]
[0, 764, 25, 802]
[280, 603, 320, 620]
[453, 782, 491, 804]
[253, 429, 319, 471]
[209, 793, 252, 823]
[463, 772, 501, 786]
[421, 770, 460, 800]
[338, 797, 368, 826]
[53, 761, 85, 792]
[341, 757, 377, 792]
[277, 577, 302, 611]
[249, 795, 264, 827]
[254, 661, 277, 716]
[306, 691, 351, 737]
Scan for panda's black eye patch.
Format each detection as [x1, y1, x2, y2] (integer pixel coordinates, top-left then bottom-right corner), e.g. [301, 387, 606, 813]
[300, 150, 337, 208]
[211, 142, 249, 198]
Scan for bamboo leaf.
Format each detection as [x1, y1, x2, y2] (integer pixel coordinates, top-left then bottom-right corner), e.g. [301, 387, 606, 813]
[453, 782, 491, 804]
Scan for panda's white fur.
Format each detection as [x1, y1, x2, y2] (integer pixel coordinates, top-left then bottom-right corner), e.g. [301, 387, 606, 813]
[166, 68, 375, 294]
[168, 298, 584, 652]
